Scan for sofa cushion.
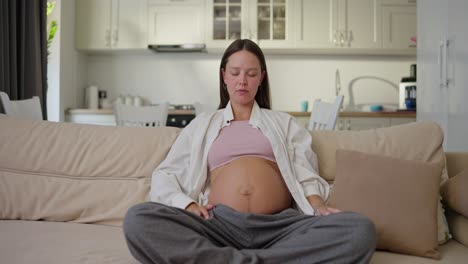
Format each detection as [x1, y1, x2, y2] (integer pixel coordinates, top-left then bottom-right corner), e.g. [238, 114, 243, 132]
[372, 240, 468, 264]
[0, 220, 137, 264]
[311, 121, 451, 244]
[442, 169, 468, 218]
[0, 116, 180, 226]
[327, 149, 442, 259]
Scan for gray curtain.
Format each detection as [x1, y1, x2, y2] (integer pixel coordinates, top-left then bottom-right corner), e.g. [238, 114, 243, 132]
[0, 0, 48, 119]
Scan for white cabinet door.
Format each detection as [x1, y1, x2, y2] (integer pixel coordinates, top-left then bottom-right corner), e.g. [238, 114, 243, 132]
[417, 0, 468, 151]
[205, 0, 246, 48]
[76, 0, 112, 50]
[114, 0, 148, 49]
[295, 0, 379, 49]
[389, 117, 416, 127]
[295, 0, 336, 48]
[76, 0, 147, 50]
[417, 0, 450, 147]
[381, 4, 416, 49]
[148, 3, 203, 45]
[66, 113, 116, 126]
[254, 0, 295, 48]
[205, 0, 294, 49]
[342, 0, 380, 49]
[445, 0, 468, 151]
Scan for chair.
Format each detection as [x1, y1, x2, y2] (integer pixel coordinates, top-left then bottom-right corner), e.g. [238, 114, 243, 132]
[193, 102, 203, 116]
[114, 102, 169, 127]
[0, 91, 43, 120]
[307, 95, 344, 131]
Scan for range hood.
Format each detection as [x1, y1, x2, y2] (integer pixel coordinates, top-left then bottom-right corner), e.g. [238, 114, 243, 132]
[148, 44, 206, 52]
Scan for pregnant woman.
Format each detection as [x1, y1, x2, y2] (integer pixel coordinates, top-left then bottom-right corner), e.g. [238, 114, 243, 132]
[123, 39, 376, 264]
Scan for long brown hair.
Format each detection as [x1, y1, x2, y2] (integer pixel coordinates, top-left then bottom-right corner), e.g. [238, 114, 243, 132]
[218, 39, 271, 109]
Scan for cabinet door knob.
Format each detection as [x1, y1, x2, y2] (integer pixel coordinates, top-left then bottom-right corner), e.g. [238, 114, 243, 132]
[346, 119, 351, 130]
[333, 30, 338, 45]
[339, 30, 345, 46]
[105, 29, 111, 47]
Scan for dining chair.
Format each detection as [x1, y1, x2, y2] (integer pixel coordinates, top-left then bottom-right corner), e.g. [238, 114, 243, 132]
[0, 91, 43, 120]
[307, 95, 344, 131]
[114, 102, 169, 127]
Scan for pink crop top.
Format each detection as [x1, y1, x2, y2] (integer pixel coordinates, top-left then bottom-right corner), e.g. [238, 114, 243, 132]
[207, 120, 276, 172]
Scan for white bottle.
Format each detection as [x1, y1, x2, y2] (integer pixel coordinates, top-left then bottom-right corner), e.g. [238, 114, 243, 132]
[124, 95, 133, 105]
[133, 96, 143, 107]
[85, 85, 99, 109]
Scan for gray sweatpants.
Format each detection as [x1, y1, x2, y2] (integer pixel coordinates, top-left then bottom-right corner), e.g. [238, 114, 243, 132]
[123, 202, 376, 264]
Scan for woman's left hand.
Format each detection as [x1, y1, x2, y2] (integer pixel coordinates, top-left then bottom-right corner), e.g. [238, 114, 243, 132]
[314, 205, 342, 216]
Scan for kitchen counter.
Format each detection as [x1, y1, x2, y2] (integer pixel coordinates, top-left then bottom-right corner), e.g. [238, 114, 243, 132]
[66, 108, 195, 115]
[66, 109, 416, 130]
[287, 111, 416, 118]
[67, 109, 416, 118]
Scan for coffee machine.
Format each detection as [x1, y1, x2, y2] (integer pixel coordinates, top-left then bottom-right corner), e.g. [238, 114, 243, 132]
[399, 64, 417, 110]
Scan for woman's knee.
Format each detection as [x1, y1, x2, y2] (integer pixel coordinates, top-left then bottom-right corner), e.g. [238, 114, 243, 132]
[123, 202, 165, 238]
[346, 212, 377, 250]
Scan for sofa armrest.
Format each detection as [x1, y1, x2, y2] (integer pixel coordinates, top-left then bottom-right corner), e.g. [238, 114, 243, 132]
[446, 209, 468, 247]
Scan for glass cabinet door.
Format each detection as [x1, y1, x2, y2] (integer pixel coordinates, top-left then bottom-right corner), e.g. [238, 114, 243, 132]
[213, 0, 242, 40]
[257, 0, 286, 40]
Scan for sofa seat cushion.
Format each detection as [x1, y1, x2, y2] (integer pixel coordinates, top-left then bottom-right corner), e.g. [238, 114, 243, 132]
[371, 240, 468, 264]
[0, 220, 137, 264]
[1, 220, 466, 264]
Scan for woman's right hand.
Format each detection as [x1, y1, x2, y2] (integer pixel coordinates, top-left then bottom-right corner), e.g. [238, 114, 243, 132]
[185, 203, 214, 219]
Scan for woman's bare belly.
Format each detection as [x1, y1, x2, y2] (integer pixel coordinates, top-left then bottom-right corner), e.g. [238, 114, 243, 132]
[208, 156, 292, 214]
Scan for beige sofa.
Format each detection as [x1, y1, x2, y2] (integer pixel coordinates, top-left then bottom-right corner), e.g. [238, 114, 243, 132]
[0, 115, 467, 264]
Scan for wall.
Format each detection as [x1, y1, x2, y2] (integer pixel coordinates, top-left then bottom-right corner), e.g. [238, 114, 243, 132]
[47, 0, 86, 122]
[83, 51, 415, 113]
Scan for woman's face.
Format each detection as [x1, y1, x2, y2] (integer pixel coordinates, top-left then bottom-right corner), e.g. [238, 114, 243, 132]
[222, 50, 265, 107]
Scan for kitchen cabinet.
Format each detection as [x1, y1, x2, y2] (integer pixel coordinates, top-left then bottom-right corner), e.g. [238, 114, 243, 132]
[295, 0, 380, 49]
[147, 0, 204, 45]
[291, 112, 415, 131]
[417, 0, 468, 151]
[381, 0, 417, 50]
[65, 109, 196, 127]
[205, 0, 294, 49]
[66, 111, 116, 126]
[75, 0, 147, 50]
[337, 117, 391, 131]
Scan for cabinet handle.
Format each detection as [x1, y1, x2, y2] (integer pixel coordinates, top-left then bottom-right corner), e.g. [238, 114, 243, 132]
[346, 119, 351, 130]
[339, 31, 345, 47]
[439, 40, 449, 88]
[112, 30, 119, 47]
[443, 39, 449, 88]
[346, 30, 352, 47]
[333, 30, 338, 45]
[105, 29, 111, 47]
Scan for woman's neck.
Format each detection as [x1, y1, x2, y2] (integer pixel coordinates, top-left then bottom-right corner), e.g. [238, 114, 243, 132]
[231, 102, 254, 121]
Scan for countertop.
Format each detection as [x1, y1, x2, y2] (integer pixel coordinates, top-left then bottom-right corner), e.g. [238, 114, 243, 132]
[288, 111, 416, 118]
[66, 108, 195, 115]
[66, 108, 416, 118]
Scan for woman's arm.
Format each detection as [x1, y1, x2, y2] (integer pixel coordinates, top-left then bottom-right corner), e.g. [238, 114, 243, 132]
[150, 118, 198, 210]
[287, 117, 340, 215]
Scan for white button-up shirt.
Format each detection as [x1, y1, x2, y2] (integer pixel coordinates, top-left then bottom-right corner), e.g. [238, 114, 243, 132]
[151, 101, 330, 215]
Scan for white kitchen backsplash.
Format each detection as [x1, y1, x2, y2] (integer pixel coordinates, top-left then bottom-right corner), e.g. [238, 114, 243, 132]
[85, 52, 415, 113]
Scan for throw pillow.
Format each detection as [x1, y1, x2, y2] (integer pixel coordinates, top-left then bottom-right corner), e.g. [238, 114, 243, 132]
[327, 149, 443, 259]
[441, 169, 468, 218]
[311, 121, 451, 244]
